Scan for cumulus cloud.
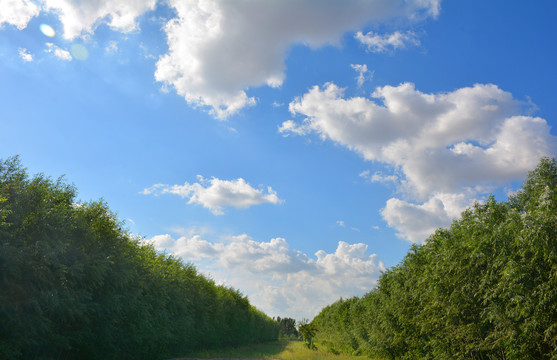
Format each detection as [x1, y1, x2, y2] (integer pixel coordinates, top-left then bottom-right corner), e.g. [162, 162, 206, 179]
[150, 233, 223, 260]
[18, 47, 33, 62]
[381, 192, 473, 242]
[142, 176, 282, 215]
[42, 0, 157, 39]
[355, 30, 420, 53]
[45, 43, 72, 60]
[154, 0, 440, 118]
[284, 82, 557, 241]
[1, 0, 439, 118]
[0, 0, 156, 39]
[0, 0, 39, 29]
[149, 233, 385, 319]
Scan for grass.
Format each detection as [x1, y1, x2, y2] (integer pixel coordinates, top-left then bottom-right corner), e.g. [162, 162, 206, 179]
[174, 340, 371, 360]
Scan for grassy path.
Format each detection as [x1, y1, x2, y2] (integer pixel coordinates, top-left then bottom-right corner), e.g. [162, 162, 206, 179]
[174, 340, 370, 360]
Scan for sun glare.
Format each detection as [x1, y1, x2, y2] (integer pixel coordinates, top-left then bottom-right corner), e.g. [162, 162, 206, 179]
[39, 24, 56, 38]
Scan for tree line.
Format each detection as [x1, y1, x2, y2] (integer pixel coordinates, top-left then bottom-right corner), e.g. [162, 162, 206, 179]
[0, 156, 279, 360]
[310, 157, 557, 359]
[275, 317, 299, 339]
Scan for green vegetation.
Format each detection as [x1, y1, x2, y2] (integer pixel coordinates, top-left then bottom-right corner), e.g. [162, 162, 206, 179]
[181, 339, 369, 360]
[298, 319, 318, 350]
[0, 156, 278, 360]
[311, 157, 557, 359]
[3, 155, 556, 360]
[276, 317, 299, 339]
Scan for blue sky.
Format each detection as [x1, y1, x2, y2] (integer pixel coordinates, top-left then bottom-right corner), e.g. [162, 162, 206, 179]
[1, 0, 556, 319]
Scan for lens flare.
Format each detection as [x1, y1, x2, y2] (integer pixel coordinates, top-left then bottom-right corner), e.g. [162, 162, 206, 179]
[70, 44, 89, 60]
[40, 24, 56, 38]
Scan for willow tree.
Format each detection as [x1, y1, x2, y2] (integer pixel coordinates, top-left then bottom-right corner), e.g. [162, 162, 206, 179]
[0, 156, 278, 360]
[310, 157, 557, 360]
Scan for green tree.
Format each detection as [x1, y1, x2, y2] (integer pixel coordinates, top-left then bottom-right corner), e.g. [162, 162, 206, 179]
[310, 157, 557, 359]
[0, 156, 279, 360]
[276, 317, 298, 338]
[298, 319, 318, 350]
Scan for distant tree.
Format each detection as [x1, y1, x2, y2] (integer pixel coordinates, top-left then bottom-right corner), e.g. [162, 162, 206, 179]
[277, 317, 298, 338]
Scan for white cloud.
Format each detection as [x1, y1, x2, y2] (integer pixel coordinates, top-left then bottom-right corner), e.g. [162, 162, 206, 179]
[1, 0, 438, 118]
[360, 170, 398, 184]
[18, 47, 33, 62]
[381, 192, 474, 242]
[42, 0, 157, 40]
[105, 40, 119, 53]
[278, 119, 309, 136]
[355, 30, 420, 53]
[0, 0, 39, 29]
[154, 0, 440, 118]
[351, 63, 373, 87]
[45, 43, 72, 60]
[336, 220, 345, 227]
[149, 233, 385, 319]
[285, 82, 557, 241]
[371, 172, 398, 183]
[1, 0, 157, 39]
[151, 233, 223, 260]
[142, 176, 282, 215]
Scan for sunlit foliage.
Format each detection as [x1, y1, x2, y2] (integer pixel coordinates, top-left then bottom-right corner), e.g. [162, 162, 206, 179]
[0, 156, 278, 360]
[311, 157, 557, 359]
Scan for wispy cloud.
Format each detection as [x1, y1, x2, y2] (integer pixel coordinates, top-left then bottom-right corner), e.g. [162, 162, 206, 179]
[105, 40, 119, 53]
[360, 170, 398, 184]
[18, 48, 33, 62]
[355, 30, 420, 53]
[278, 119, 310, 137]
[351, 64, 373, 87]
[45, 43, 72, 61]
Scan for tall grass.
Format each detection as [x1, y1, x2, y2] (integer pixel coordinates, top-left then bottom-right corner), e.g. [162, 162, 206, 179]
[176, 340, 375, 360]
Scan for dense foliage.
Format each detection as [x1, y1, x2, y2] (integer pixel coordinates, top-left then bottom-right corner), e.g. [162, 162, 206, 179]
[276, 317, 299, 339]
[297, 319, 318, 350]
[311, 157, 557, 359]
[0, 157, 279, 360]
